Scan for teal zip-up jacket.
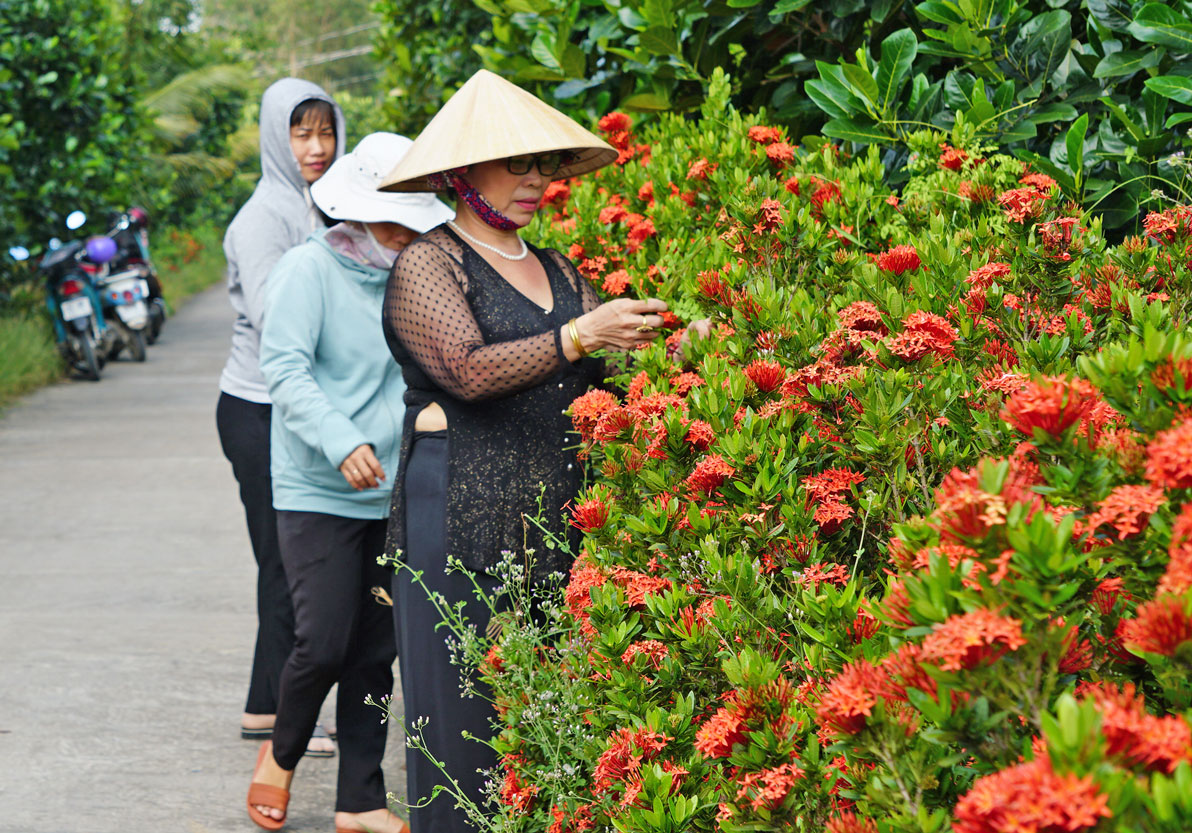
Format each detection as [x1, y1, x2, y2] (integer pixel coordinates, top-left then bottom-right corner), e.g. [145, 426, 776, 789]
[259, 230, 404, 519]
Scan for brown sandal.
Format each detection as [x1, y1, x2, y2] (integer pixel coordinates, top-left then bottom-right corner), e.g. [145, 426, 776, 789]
[247, 741, 290, 831]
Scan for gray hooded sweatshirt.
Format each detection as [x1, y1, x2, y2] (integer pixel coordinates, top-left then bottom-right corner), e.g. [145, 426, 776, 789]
[219, 78, 346, 403]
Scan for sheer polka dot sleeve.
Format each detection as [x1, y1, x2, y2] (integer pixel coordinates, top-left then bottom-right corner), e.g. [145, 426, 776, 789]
[384, 237, 566, 402]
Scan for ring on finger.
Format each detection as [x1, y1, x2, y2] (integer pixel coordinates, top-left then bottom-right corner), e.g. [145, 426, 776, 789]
[635, 314, 653, 333]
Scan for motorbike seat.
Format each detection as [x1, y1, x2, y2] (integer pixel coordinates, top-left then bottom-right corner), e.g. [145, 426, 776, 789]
[39, 241, 84, 272]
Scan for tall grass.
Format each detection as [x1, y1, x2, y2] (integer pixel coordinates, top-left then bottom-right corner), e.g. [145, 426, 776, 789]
[0, 224, 225, 409]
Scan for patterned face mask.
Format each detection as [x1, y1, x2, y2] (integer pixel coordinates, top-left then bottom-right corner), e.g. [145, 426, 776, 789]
[425, 169, 519, 231]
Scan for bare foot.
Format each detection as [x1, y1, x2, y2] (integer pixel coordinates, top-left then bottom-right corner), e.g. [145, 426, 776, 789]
[250, 742, 293, 822]
[334, 808, 409, 833]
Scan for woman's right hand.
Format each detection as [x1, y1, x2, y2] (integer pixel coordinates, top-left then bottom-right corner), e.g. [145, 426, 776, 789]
[340, 444, 385, 490]
[573, 297, 669, 353]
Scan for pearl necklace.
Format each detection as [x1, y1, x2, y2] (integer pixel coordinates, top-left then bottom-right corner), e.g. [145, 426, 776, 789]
[448, 221, 529, 261]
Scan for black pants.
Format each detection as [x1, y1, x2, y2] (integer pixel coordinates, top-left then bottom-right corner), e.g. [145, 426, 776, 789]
[272, 510, 396, 811]
[216, 392, 293, 716]
[394, 432, 500, 833]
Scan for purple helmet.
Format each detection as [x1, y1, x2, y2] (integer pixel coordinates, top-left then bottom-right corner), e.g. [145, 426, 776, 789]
[86, 235, 118, 263]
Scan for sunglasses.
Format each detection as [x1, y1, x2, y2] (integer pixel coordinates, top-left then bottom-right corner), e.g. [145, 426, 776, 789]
[505, 152, 573, 177]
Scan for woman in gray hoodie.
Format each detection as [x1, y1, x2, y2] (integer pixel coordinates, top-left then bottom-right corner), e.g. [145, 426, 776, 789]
[215, 77, 346, 749]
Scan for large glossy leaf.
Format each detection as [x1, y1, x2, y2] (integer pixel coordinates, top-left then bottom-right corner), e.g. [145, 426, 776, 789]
[1010, 10, 1072, 84]
[639, 26, 679, 55]
[1146, 75, 1192, 104]
[1026, 102, 1078, 124]
[771, 0, 813, 12]
[1093, 49, 1164, 78]
[1128, 4, 1192, 52]
[642, 0, 676, 28]
[1087, 0, 1134, 32]
[821, 116, 894, 145]
[620, 91, 672, 110]
[841, 62, 880, 107]
[805, 79, 854, 118]
[915, 0, 963, 24]
[1066, 113, 1088, 176]
[876, 28, 918, 112]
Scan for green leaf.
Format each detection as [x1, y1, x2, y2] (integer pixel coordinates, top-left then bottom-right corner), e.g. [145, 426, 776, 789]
[1011, 10, 1072, 84]
[621, 91, 671, 110]
[36, 71, 58, 85]
[530, 32, 561, 71]
[805, 79, 854, 118]
[822, 116, 894, 145]
[1093, 48, 1164, 78]
[915, 0, 963, 25]
[1146, 75, 1192, 105]
[875, 28, 918, 112]
[726, 0, 763, 6]
[639, 26, 679, 55]
[999, 118, 1037, 143]
[841, 62, 880, 107]
[772, 0, 813, 11]
[1066, 112, 1088, 179]
[642, 0, 675, 28]
[1166, 111, 1192, 128]
[1026, 102, 1078, 123]
[1100, 96, 1146, 142]
[1129, 4, 1192, 52]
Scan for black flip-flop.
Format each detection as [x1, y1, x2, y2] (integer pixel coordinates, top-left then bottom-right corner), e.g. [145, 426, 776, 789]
[304, 723, 336, 759]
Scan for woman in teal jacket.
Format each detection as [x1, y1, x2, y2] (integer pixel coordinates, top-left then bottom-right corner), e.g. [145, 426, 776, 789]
[247, 133, 452, 833]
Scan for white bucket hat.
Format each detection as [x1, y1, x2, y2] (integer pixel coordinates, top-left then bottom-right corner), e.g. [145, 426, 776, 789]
[311, 133, 454, 231]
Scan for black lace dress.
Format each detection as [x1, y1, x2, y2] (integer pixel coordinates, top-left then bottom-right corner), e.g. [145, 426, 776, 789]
[382, 225, 604, 579]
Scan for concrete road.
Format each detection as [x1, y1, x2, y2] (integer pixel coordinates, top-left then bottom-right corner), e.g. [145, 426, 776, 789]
[0, 286, 406, 832]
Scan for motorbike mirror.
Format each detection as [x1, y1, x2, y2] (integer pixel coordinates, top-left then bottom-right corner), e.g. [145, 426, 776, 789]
[8, 246, 29, 261]
[48, 238, 63, 251]
[66, 211, 87, 230]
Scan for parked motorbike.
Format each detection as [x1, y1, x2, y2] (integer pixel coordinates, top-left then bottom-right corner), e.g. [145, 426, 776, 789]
[87, 239, 150, 363]
[12, 211, 118, 381]
[104, 207, 165, 344]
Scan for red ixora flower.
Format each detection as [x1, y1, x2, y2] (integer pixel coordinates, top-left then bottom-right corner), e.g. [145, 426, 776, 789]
[570, 389, 620, 442]
[885, 310, 958, 362]
[687, 157, 717, 180]
[875, 244, 921, 274]
[686, 454, 735, 495]
[1001, 375, 1100, 439]
[621, 639, 668, 670]
[825, 811, 879, 833]
[816, 659, 887, 735]
[1162, 502, 1192, 596]
[747, 125, 783, 144]
[597, 112, 631, 133]
[694, 703, 749, 758]
[744, 359, 786, 393]
[765, 142, 796, 167]
[591, 726, 670, 796]
[998, 186, 1050, 223]
[952, 756, 1112, 833]
[920, 607, 1026, 671]
[1120, 596, 1192, 656]
[939, 143, 969, 171]
[540, 180, 570, 208]
[735, 761, 805, 811]
[570, 492, 611, 533]
[1082, 681, 1192, 773]
[602, 269, 630, 296]
[1146, 417, 1192, 490]
[1085, 484, 1166, 541]
[837, 300, 887, 334]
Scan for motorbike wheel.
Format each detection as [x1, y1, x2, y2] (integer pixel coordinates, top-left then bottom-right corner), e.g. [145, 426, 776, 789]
[127, 328, 147, 362]
[146, 300, 166, 344]
[76, 335, 101, 381]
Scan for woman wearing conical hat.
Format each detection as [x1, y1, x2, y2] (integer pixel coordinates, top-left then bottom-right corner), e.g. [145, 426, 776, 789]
[378, 69, 671, 832]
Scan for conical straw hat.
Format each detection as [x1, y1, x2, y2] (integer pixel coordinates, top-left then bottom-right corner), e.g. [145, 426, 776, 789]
[378, 69, 618, 192]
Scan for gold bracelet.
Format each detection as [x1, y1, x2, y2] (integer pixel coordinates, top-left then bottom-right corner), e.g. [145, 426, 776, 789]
[567, 318, 588, 358]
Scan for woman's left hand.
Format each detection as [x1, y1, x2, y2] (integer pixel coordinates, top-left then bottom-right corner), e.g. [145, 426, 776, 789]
[673, 317, 713, 361]
[340, 444, 385, 490]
